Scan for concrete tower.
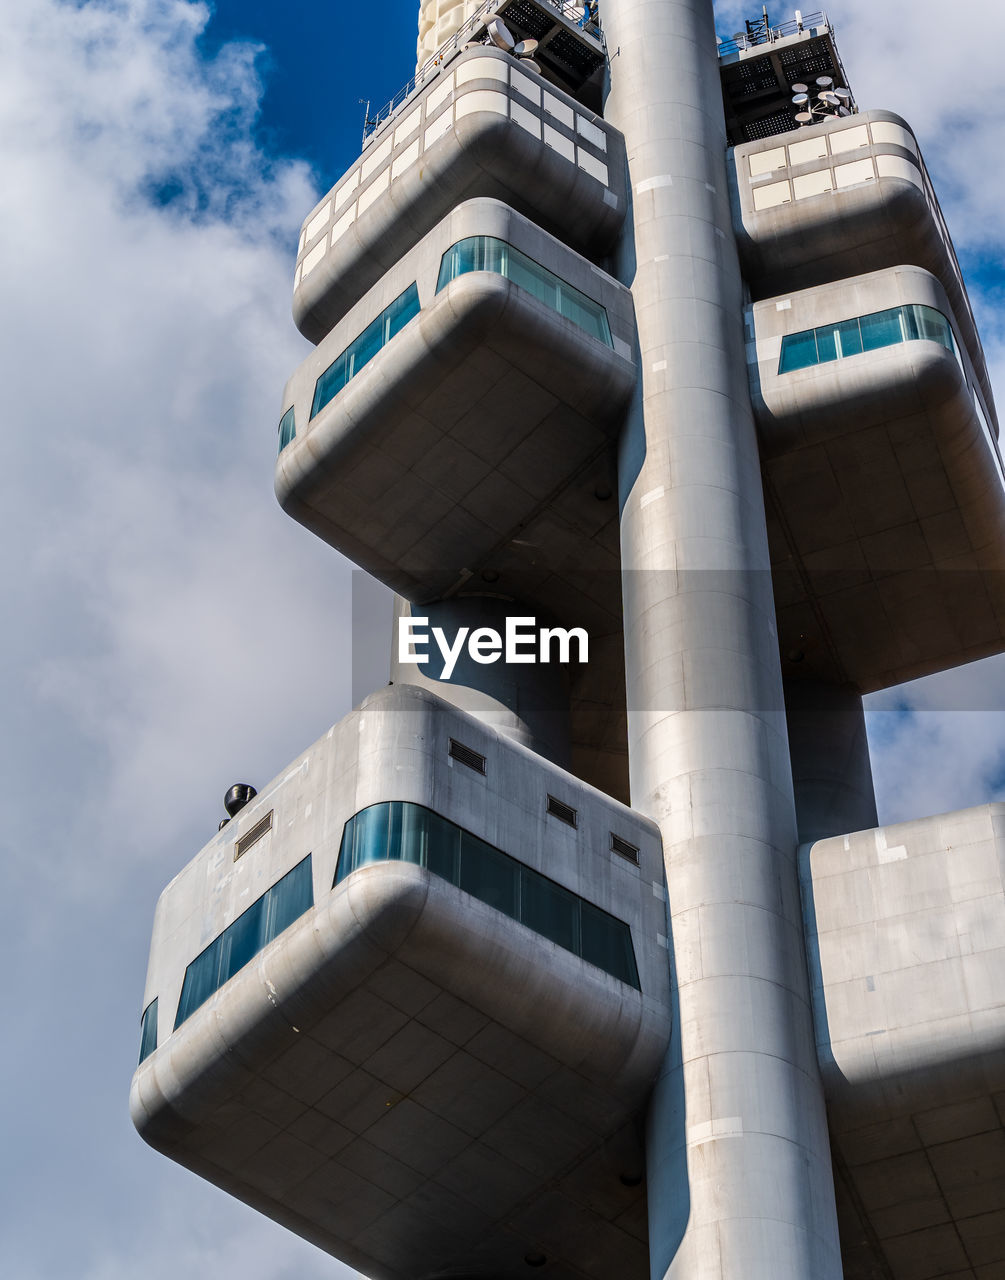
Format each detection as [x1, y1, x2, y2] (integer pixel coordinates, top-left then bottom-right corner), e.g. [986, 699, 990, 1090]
[132, 5, 1005, 1278]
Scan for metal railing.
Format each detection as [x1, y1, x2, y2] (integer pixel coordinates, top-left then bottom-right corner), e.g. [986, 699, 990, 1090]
[362, 0, 604, 146]
[717, 10, 828, 57]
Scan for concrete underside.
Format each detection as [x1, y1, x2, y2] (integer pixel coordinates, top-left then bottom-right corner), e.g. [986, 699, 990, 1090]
[133, 865, 664, 1280]
[803, 804, 1005, 1278]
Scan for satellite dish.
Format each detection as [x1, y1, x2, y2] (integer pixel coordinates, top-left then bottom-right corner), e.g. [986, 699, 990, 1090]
[792, 93, 809, 105]
[520, 58, 543, 74]
[791, 82, 808, 92]
[795, 111, 813, 124]
[837, 106, 851, 116]
[818, 91, 840, 106]
[816, 75, 833, 87]
[487, 17, 515, 50]
[834, 86, 851, 100]
[513, 38, 539, 57]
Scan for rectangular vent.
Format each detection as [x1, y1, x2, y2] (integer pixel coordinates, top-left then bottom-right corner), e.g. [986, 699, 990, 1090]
[611, 833, 640, 865]
[449, 739, 486, 774]
[547, 795, 577, 827]
[234, 810, 273, 860]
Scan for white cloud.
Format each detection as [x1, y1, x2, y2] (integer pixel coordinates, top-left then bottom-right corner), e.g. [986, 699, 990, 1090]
[1, 1, 360, 1275]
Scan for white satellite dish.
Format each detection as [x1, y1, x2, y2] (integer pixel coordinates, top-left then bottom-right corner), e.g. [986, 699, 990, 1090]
[834, 86, 851, 100]
[816, 75, 833, 87]
[520, 58, 543, 74]
[487, 17, 516, 51]
[837, 106, 851, 116]
[513, 38, 539, 57]
[795, 111, 813, 124]
[792, 93, 809, 105]
[818, 91, 840, 106]
[791, 82, 808, 92]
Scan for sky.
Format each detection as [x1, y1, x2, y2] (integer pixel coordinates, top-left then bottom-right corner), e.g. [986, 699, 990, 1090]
[1, 1, 1003, 1277]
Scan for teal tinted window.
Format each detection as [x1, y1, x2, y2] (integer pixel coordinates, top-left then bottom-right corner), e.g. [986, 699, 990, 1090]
[779, 304, 954, 374]
[138, 998, 158, 1064]
[311, 284, 420, 420]
[175, 856, 314, 1028]
[335, 801, 640, 989]
[436, 236, 613, 347]
[777, 328, 818, 373]
[277, 406, 296, 453]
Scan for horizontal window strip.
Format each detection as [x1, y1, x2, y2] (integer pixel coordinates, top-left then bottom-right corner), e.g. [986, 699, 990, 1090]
[310, 283, 421, 421]
[334, 801, 640, 989]
[778, 303, 955, 374]
[174, 856, 314, 1029]
[435, 236, 613, 348]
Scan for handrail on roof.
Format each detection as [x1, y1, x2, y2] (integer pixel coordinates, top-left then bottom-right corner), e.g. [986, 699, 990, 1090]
[717, 10, 829, 58]
[362, 0, 604, 147]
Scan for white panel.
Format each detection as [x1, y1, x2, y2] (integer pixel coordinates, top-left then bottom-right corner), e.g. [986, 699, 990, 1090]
[830, 124, 870, 153]
[511, 69, 542, 105]
[304, 202, 331, 245]
[870, 121, 919, 157]
[752, 180, 792, 210]
[294, 262, 302, 288]
[793, 170, 833, 199]
[331, 204, 356, 245]
[394, 107, 422, 145]
[391, 138, 421, 179]
[542, 93, 574, 127]
[578, 150, 609, 185]
[424, 108, 455, 148]
[876, 153, 924, 189]
[455, 89, 509, 119]
[301, 238, 327, 280]
[748, 146, 786, 177]
[333, 170, 359, 212]
[361, 136, 392, 181]
[576, 116, 607, 151]
[357, 169, 390, 214]
[298, 229, 306, 255]
[788, 135, 829, 165]
[835, 158, 876, 188]
[511, 102, 541, 138]
[543, 123, 576, 162]
[457, 57, 508, 85]
[425, 73, 455, 115]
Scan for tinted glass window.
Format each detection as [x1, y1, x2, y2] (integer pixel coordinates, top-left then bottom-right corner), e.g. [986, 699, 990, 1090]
[333, 802, 640, 989]
[311, 283, 420, 420]
[138, 998, 159, 1064]
[175, 857, 314, 1028]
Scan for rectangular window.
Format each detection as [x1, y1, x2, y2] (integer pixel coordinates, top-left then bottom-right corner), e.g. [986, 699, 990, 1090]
[138, 998, 158, 1065]
[778, 329, 818, 373]
[435, 236, 613, 347]
[333, 802, 640, 989]
[777, 303, 955, 375]
[860, 307, 904, 352]
[277, 406, 296, 453]
[310, 284, 420, 420]
[175, 856, 314, 1028]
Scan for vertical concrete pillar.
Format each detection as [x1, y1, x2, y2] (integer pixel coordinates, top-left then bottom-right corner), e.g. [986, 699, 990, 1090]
[390, 596, 573, 766]
[600, 1, 843, 1276]
[785, 679, 878, 844]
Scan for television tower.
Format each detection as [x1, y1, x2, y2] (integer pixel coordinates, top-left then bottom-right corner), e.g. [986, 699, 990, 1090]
[132, 4, 1005, 1277]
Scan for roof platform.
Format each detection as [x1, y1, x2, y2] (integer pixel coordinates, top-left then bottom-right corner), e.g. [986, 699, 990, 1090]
[718, 9, 856, 145]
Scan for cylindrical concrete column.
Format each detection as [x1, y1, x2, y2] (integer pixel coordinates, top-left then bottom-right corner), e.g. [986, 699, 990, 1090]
[601, 1, 843, 1276]
[391, 595, 573, 766]
[786, 678, 878, 845]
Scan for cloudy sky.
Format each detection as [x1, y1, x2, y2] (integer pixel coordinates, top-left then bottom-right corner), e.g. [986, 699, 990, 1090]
[2, 1, 1003, 1277]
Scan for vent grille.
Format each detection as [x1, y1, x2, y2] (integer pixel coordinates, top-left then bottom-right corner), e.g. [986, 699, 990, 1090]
[610, 833, 640, 865]
[234, 810, 273, 860]
[547, 795, 578, 827]
[449, 739, 486, 774]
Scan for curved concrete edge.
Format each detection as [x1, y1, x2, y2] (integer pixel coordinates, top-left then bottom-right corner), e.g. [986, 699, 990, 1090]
[131, 859, 671, 1154]
[275, 269, 636, 598]
[293, 108, 627, 344]
[799, 802, 1005, 1125]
